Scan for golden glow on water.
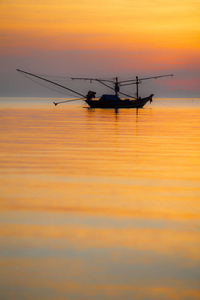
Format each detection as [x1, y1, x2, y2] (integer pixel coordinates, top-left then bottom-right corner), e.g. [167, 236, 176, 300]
[0, 101, 200, 299]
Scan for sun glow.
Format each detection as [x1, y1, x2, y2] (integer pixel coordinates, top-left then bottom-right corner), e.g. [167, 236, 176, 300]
[1, 0, 200, 51]
[0, 0, 200, 96]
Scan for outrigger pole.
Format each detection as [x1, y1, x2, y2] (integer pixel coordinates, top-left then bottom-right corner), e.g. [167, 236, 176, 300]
[17, 69, 173, 104]
[120, 74, 173, 99]
[71, 74, 173, 99]
[53, 98, 85, 106]
[71, 77, 136, 99]
[16, 69, 85, 98]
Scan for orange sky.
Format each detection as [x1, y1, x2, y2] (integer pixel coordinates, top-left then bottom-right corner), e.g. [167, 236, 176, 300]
[0, 0, 200, 96]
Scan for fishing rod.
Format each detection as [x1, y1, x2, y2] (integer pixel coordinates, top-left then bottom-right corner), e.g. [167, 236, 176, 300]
[16, 69, 86, 98]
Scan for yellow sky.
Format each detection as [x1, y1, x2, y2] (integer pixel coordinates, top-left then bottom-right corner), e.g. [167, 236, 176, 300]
[1, 0, 200, 51]
[0, 0, 200, 96]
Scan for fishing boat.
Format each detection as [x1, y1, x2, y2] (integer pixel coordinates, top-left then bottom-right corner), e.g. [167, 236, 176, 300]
[17, 69, 173, 109]
[85, 91, 154, 109]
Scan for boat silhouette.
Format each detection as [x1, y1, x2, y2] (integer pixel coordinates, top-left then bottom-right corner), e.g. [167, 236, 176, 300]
[17, 69, 173, 109]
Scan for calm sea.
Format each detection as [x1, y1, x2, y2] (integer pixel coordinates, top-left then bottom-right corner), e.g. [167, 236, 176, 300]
[0, 98, 200, 300]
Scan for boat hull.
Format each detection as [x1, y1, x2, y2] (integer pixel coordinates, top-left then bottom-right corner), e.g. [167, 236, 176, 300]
[85, 94, 154, 109]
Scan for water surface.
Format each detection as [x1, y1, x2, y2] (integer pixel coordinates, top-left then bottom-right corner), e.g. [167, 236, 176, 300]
[0, 98, 200, 300]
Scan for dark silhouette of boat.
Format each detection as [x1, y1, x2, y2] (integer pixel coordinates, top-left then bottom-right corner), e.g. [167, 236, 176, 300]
[17, 69, 173, 109]
[85, 91, 154, 109]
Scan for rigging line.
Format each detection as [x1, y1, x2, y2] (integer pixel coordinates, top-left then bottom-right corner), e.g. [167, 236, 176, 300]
[118, 91, 136, 99]
[120, 82, 139, 87]
[97, 79, 136, 98]
[17, 69, 85, 98]
[77, 103, 85, 109]
[153, 100, 174, 108]
[119, 79, 137, 84]
[20, 72, 72, 97]
[65, 97, 85, 101]
[96, 79, 115, 91]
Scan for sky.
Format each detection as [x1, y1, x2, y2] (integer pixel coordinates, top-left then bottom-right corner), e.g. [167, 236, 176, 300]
[0, 0, 200, 97]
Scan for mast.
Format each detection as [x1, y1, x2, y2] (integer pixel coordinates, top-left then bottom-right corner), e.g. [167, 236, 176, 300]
[120, 74, 173, 99]
[17, 69, 173, 101]
[115, 77, 119, 96]
[136, 76, 139, 99]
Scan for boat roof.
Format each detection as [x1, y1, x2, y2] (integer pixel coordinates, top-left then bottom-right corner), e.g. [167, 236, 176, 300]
[99, 94, 121, 101]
